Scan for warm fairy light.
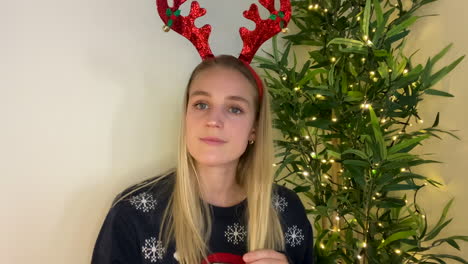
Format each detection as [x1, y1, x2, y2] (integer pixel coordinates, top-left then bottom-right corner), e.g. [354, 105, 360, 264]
[361, 103, 371, 109]
[392, 136, 398, 141]
[343, 186, 348, 190]
[320, 243, 325, 249]
[314, 4, 319, 9]
[357, 16, 361, 21]
[372, 28, 376, 32]
[400, 168, 407, 172]
[372, 197, 376, 200]
[380, 109, 384, 112]
[373, 77, 379, 82]
[332, 118, 338, 122]
[272, 163, 277, 167]
[282, 75, 287, 80]
[321, 159, 327, 163]
[294, 86, 300, 91]
[330, 57, 336, 62]
[388, 69, 393, 73]
[321, 182, 326, 186]
[308, 4, 314, 10]
[324, 8, 328, 12]
[316, 94, 323, 99]
[324, 174, 330, 179]
[395, 249, 401, 254]
[363, 35, 369, 41]
[305, 135, 310, 139]
[403, 69, 409, 74]
[303, 171, 309, 176]
[363, 242, 367, 248]
[335, 216, 340, 221]
[361, 57, 366, 62]
[378, 222, 383, 227]
[339, 169, 344, 173]
[419, 119, 424, 124]
[349, 84, 354, 88]
[381, 119, 387, 123]
[424, 182, 428, 186]
[367, 40, 373, 45]
[357, 255, 362, 260]
[311, 152, 317, 158]
[369, 71, 375, 76]
[330, 159, 335, 163]
[405, 199, 408, 204]
[312, 116, 317, 120]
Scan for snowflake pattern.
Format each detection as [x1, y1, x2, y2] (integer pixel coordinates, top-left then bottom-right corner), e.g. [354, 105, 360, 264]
[272, 194, 288, 212]
[224, 223, 247, 245]
[129, 192, 157, 212]
[285, 225, 305, 247]
[141, 237, 165, 263]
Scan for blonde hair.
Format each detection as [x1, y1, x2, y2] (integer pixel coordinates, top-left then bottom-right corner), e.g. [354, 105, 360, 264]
[118, 55, 285, 264]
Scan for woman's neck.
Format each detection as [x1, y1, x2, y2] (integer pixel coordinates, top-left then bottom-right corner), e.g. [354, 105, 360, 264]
[196, 163, 246, 207]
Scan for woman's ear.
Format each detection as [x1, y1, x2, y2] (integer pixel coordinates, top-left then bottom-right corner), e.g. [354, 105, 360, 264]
[249, 128, 256, 141]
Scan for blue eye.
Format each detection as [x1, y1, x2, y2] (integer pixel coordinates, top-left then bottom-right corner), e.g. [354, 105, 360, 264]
[194, 103, 208, 110]
[229, 107, 244, 114]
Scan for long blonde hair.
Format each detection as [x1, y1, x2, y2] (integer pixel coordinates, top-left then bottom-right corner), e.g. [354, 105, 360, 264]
[122, 55, 285, 264]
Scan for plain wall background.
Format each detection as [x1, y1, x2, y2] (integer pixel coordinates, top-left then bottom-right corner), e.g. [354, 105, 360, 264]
[1, 0, 466, 262]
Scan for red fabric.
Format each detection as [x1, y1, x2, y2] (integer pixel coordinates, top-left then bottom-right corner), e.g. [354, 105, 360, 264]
[201, 252, 245, 264]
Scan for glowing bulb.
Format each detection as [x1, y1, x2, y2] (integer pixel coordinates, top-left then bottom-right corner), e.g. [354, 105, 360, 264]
[343, 186, 348, 190]
[314, 4, 319, 9]
[335, 216, 340, 221]
[321, 182, 326, 186]
[294, 86, 300, 91]
[281, 75, 287, 81]
[339, 169, 344, 173]
[372, 28, 376, 32]
[324, 8, 328, 12]
[381, 119, 386, 123]
[357, 255, 362, 260]
[303, 171, 309, 176]
[419, 119, 424, 124]
[363, 35, 369, 41]
[324, 174, 329, 179]
[272, 163, 277, 167]
[403, 69, 409, 75]
[400, 168, 406, 172]
[321, 159, 327, 163]
[395, 249, 401, 254]
[373, 77, 379, 82]
[330, 159, 335, 163]
[369, 71, 375, 76]
[392, 136, 398, 141]
[304, 135, 310, 139]
[388, 69, 393, 73]
[332, 118, 338, 122]
[357, 17, 361, 21]
[361, 57, 366, 63]
[294, 137, 298, 141]
[330, 57, 336, 62]
[378, 222, 383, 227]
[311, 152, 317, 158]
[320, 243, 325, 249]
[316, 94, 323, 99]
[308, 4, 314, 10]
[363, 242, 367, 248]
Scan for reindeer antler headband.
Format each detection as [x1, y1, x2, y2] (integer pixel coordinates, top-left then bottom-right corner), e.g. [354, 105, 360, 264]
[156, 0, 292, 102]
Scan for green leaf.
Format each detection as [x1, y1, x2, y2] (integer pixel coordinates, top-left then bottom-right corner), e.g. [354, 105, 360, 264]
[342, 149, 369, 160]
[369, 107, 387, 160]
[425, 89, 454, 97]
[372, 0, 385, 42]
[327, 38, 365, 48]
[293, 185, 311, 193]
[387, 16, 419, 38]
[388, 135, 429, 154]
[379, 230, 417, 248]
[361, 0, 371, 37]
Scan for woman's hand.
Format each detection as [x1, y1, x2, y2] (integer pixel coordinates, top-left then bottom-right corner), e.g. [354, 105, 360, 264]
[242, 249, 289, 264]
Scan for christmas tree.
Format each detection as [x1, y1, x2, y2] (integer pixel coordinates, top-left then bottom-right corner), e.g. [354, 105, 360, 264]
[255, 0, 467, 262]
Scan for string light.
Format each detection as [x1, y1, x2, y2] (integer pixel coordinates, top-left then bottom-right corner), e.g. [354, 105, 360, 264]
[303, 171, 310, 176]
[330, 57, 337, 63]
[403, 69, 409, 75]
[395, 249, 401, 254]
[330, 159, 335, 163]
[308, 4, 314, 10]
[314, 4, 319, 9]
[381, 119, 387, 124]
[281, 74, 287, 80]
[321, 182, 326, 186]
[400, 168, 407, 172]
[311, 152, 317, 158]
[332, 118, 338, 122]
[373, 77, 379, 82]
[316, 94, 324, 99]
[363, 35, 369, 41]
[362, 242, 367, 248]
[392, 135, 398, 141]
[361, 103, 371, 109]
[335, 215, 340, 221]
[361, 57, 366, 63]
[323, 174, 330, 179]
[294, 86, 300, 91]
[272, 163, 277, 167]
[357, 255, 362, 260]
[321, 159, 327, 163]
[304, 135, 310, 139]
[324, 8, 328, 12]
[357, 16, 361, 21]
[294, 137, 299, 141]
[320, 243, 325, 249]
[369, 71, 376, 76]
[419, 119, 424, 124]
[378, 222, 383, 227]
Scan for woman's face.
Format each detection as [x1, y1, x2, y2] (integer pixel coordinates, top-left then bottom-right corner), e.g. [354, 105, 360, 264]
[185, 66, 257, 167]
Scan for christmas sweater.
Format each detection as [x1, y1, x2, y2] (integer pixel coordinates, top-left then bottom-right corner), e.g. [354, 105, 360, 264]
[91, 172, 314, 264]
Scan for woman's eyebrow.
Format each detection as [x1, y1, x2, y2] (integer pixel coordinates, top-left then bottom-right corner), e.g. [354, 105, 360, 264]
[190, 90, 251, 107]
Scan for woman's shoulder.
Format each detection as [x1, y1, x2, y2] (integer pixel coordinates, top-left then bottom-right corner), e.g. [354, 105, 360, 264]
[109, 169, 176, 217]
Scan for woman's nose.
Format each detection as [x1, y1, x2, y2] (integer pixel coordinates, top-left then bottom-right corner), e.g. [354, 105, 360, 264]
[206, 107, 224, 128]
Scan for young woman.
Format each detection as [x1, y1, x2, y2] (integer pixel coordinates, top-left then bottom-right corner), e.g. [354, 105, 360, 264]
[91, 55, 314, 264]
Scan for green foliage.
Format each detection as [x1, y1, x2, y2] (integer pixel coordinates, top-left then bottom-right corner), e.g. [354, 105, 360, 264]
[255, 0, 466, 263]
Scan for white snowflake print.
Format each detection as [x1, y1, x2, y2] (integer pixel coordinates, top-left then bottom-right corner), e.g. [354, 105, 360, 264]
[272, 194, 288, 212]
[141, 237, 165, 263]
[224, 223, 247, 245]
[285, 225, 305, 247]
[129, 192, 157, 212]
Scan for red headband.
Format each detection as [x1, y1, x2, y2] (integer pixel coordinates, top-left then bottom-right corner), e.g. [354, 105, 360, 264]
[156, 0, 292, 102]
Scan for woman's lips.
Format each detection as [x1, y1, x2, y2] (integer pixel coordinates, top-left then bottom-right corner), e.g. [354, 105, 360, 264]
[200, 137, 226, 145]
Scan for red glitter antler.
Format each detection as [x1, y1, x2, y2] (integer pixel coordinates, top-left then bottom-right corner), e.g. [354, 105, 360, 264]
[238, 0, 292, 64]
[156, 0, 213, 60]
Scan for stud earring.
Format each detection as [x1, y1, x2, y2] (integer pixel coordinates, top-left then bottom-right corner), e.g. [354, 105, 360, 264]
[249, 140, 255, 145]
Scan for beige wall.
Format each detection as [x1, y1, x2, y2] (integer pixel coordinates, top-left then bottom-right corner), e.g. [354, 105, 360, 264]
[0, 0, 466, 263]
[408, 0, 468, 260]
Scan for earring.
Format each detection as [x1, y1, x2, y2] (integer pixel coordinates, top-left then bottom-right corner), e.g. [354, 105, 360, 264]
[249, 139, 255, 145]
